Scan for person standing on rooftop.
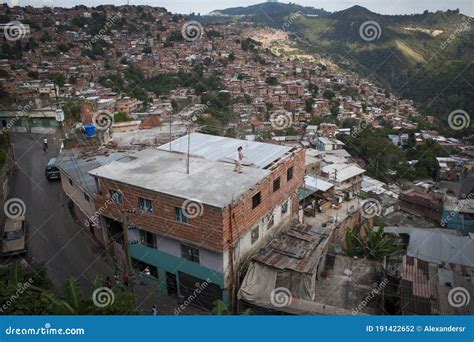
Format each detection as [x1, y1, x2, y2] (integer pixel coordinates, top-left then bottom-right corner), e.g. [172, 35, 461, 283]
[233, 146, 244, 173]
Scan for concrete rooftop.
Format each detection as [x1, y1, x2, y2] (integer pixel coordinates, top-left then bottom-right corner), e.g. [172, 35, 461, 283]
[88, 148, 270, 208]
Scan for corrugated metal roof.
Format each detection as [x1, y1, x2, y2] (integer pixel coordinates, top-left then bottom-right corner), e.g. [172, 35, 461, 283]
[253, 223, 330, 274]
[159, 133, 294, 169]
[55, 149, 129, 194]
[384, 226, 474, 268]
[305, 175, 334, 192]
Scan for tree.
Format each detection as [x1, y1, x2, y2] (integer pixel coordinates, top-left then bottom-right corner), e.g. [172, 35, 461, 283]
[345, 225, 403, 260]
[265, 76, 278, 86]
[323, 89, 335, 100]
[114, 112, 131, 122]
[305, 98, 315, 113]
[0, 261, 136, 315]
[49, 73, 65, 87]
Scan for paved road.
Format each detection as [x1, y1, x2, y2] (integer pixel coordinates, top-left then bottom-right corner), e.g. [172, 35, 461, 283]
[7, 133, 113, 293]
[4, 133, 206, 314]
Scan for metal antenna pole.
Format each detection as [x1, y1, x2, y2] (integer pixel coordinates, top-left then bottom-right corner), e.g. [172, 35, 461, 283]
[186, 127, 191, 174]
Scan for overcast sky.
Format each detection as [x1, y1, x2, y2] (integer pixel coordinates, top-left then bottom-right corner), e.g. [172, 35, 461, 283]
[5, 0, 474, 16]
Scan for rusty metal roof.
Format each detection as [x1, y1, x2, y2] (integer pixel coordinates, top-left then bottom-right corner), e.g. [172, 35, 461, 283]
[252, 223, 330, 274]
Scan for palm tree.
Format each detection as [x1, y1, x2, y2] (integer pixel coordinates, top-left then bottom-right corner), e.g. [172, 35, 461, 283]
[345, 224, 403, 260]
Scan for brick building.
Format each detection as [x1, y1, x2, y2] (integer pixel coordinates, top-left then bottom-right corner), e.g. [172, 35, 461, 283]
[399, 190, 444, 222]
[88, 133, 305, 307]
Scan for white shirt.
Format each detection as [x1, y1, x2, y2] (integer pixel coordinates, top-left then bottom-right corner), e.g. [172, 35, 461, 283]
[232, 151, 242, 161]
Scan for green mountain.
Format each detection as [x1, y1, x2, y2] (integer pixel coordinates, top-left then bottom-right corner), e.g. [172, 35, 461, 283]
[213, 2, 329, 17]
[213, 3, 474, 125]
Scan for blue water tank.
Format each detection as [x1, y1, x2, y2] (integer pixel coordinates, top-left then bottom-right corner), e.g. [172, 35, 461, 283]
[83, 124, 96, 137]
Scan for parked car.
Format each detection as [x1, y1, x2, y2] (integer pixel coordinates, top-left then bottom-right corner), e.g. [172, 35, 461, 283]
[45, 158, 60, 180]
[1, 217, 26, 256]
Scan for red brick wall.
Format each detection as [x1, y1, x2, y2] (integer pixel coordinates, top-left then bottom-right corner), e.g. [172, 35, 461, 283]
[222, 148, 305, 244]
[94, 182, 225, 251]
[93, 148, 306, 252]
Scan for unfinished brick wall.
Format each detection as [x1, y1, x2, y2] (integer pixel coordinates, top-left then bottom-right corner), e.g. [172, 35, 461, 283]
[222, 148, 305, 245]
[93, 147, 306, 252]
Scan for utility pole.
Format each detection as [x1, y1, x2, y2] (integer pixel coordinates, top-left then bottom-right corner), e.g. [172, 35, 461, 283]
[121, 208, 135, 273]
